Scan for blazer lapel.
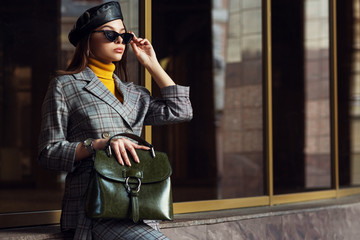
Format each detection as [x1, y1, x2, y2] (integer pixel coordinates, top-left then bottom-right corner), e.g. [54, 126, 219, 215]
[114, 75, 141, 122]
[75, 68, 140, 130]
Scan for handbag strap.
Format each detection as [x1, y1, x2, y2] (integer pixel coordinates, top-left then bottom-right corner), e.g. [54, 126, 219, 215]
[130, 190, 140, 223]
[105, 133, 156, 158]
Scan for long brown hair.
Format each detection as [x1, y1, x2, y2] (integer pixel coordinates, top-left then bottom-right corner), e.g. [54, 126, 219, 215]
[58, 34, 130, 82]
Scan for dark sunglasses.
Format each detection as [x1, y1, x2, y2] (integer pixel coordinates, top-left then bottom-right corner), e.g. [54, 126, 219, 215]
[93, 30, 134, 44]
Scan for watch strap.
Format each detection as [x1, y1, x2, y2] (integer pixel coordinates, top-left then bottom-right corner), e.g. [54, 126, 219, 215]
[84, 138, 95, 154]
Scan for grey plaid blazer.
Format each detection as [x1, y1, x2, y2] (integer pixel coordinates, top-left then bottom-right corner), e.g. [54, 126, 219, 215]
[38, 67, 192, 238]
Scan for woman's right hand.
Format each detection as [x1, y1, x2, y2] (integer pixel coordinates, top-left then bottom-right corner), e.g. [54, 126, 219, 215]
[76, 137, 149, 166]
[109, 138, 150, 166]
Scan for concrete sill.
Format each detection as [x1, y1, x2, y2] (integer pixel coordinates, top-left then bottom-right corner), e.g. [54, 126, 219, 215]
[1, 195, 360, 239]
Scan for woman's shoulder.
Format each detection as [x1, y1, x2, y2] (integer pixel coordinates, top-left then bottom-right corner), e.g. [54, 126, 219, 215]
[52, 68, 94, 85]
[53, 73, 76, 82]
[47, 75, 76, 92]
[47, 72, 89, 94]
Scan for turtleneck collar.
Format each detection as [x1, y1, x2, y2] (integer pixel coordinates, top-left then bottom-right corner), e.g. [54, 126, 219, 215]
[88, 58, 116, 81]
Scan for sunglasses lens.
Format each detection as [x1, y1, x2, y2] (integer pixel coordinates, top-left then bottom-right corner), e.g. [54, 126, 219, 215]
[102, 31, 134, 44]
[121, 33, 134, 44]
[104, 31, 118, 42]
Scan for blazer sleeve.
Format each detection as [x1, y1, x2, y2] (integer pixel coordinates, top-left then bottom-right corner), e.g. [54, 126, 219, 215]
[38, 78, 79, 173]
[144, 85, 193, 126]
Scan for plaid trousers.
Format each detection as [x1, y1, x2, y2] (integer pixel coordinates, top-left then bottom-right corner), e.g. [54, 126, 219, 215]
[91, 219, 170, 240]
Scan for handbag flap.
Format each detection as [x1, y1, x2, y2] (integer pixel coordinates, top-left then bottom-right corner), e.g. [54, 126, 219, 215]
[94, 149, 172, 184]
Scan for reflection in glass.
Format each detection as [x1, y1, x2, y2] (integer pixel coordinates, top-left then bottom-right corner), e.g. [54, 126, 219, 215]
[303, 0, 331, 189]
[152, 0, 264, 201]
[221, 0, 263, 198]
[0, 0, 61, 213]
[272, 0, 331, 194]
[338, 0, 360, 187]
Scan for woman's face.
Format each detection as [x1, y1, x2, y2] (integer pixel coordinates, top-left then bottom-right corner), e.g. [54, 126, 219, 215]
[89, 19, 127, 64]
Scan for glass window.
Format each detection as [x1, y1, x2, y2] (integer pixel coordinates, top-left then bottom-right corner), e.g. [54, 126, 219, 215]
[152, 0, 264, 201]
[338, 0, 360, 187]
[0, 0, 61, 213]
[0, 0, 140, 214]
[272, 0, 332, 194]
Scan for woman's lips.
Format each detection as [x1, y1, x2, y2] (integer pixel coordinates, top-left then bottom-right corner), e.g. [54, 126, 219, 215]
[114, 48, 124, 53]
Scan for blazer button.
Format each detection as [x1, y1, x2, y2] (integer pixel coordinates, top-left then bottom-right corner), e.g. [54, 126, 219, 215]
[102, 132, 110, 139]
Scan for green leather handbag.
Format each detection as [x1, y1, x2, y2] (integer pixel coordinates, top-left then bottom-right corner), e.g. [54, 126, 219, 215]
[85, 133, 174, 223]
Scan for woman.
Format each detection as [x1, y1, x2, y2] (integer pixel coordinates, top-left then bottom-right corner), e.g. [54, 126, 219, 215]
[38, 1, 192, 239]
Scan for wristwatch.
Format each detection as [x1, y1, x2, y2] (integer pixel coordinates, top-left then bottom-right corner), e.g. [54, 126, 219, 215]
[83, 138, 95, 154]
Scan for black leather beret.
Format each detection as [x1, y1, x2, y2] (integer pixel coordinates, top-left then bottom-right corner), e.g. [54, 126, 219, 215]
[68, 1, 123, 47]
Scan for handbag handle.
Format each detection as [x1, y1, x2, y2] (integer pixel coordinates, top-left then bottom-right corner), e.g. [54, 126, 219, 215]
[105, 133, 156, 158]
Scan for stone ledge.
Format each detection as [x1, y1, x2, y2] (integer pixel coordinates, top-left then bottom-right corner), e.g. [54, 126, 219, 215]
[160, 195, 360, 239]
[161, 194, 360, 229]
[0, 225, 72, 240]
[160, 193, 360, 229]
[1, 195, 360, 239]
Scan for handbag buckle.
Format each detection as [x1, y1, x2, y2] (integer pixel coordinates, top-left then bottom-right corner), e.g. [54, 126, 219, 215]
[125, 177, 141, 193]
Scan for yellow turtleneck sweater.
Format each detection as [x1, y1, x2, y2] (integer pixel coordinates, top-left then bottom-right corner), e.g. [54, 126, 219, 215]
[88, 58, 123, 103]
